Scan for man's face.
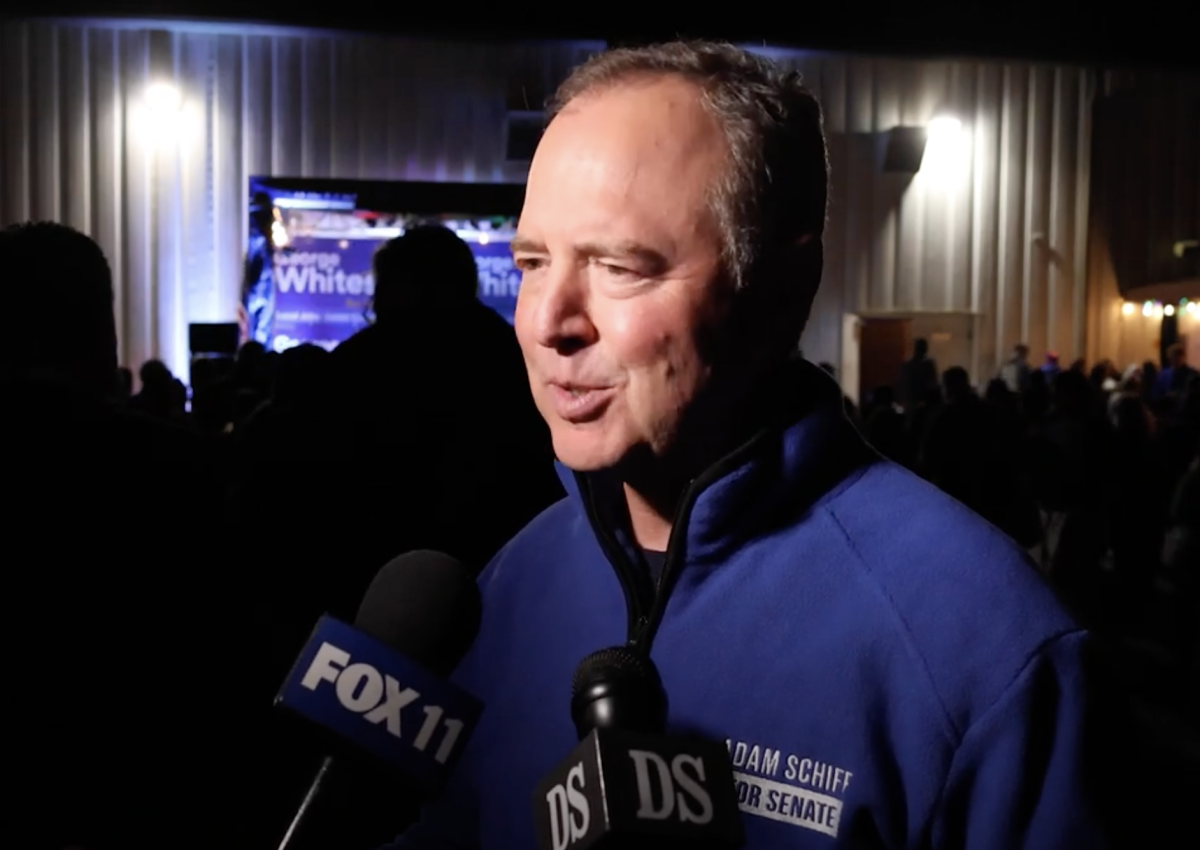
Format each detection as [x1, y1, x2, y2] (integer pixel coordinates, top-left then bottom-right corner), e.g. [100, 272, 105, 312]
[513, 77, 730, 471]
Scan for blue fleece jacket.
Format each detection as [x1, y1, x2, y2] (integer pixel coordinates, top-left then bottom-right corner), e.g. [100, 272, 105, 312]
[392, 361, 1121, 849]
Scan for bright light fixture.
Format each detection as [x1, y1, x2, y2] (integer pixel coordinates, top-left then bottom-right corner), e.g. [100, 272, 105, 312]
[136, 81, 183, 149]
[920, 116, 966, 190]
[146, 82, 181, 114]
[927, 116, 962, 138]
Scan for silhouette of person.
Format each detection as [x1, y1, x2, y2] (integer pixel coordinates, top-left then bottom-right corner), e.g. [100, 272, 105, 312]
[1162, 445, 1199, 675]
[863, 385, 908, 466]
[114, 365, 134, 402]
[920, 367, 1042, 548]
[240, 192, 278, 346]
[246, 225, 563, 849]
[1108, 394, 1170, 627]
[329, 223, 562, 575]
[898, 337, 938, 410]
[1155, 343, 1198, 398]
[818, 360, 858, 423]
[1000, 343, 1032, 394]
[1032, 369, 1115, 623]
[232, 342, 335, 493]
[128, 358, 177, 420]
[0, 222, 250, 850]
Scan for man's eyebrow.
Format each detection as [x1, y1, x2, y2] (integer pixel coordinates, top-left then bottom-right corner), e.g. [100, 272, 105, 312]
[509, 237, 669, 273]
[576, 241, 667, 268]
[509, 236, 545, 255]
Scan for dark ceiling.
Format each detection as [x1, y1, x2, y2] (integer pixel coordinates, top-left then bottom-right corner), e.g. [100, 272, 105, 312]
[4, 1, 1199, 72]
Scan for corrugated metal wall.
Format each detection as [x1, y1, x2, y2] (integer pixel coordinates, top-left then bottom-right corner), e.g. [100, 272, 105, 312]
[0, 18, 599, 376]
[0, 20, 1094, 383]
[754, 48, 1095, 379]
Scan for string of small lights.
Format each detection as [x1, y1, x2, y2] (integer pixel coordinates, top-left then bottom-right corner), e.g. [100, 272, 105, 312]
[1121, 299, 1198, 318]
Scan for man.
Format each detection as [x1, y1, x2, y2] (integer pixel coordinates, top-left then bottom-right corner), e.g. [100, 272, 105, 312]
[898, 337, 938, 411]
[328, 224, 561, 575]
[392, 42, 1125, 848]
[244, 225, 559, 846]
[0, 222, 250, 848]
[999, 342, 1032, 395]
[1154, 342, 1199, 397]
[239, 191, 278, 346]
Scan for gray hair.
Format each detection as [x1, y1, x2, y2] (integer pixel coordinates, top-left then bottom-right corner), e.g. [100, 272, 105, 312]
[548, 40, 829, 292]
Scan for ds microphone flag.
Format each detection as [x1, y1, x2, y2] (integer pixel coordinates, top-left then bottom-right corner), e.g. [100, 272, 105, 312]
[275, 614, 482, 792]
[533, 646, 744, 850]
[534, 725, 742, 850]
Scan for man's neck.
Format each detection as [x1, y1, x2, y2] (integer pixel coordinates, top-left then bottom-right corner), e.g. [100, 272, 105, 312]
[624, 483, 674, 551]
[617, 359, 793, 550]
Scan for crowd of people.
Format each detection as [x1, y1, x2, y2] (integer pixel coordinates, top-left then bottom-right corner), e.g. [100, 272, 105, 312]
[851, 337, 1199, 662]
[2, 200, 1197, 847]
[108, 305, 1200, 684]
[2, 220, 562, 849]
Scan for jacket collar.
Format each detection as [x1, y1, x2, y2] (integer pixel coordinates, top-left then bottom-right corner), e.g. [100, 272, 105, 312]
[555, 359, 876, 568]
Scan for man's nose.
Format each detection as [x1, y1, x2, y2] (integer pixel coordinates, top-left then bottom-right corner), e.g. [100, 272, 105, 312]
[531, 266, 597, 354]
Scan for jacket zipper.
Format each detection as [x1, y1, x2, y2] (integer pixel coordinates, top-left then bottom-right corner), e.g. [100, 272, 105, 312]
[629, 431, 772, 650]
[580, 477, 656, 641]
[581, 424, 772, 650]
[628, 474, 705, 649]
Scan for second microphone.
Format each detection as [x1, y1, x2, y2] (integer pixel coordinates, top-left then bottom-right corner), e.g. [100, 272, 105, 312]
[533, 645, 744, 850]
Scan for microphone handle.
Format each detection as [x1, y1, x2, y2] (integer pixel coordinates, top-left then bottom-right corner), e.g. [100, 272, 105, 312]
[277, 756, 335, 850]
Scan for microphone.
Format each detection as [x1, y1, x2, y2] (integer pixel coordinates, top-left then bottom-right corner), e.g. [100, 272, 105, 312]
[533, 646, 744, 850]
[273, 550, 484, 850]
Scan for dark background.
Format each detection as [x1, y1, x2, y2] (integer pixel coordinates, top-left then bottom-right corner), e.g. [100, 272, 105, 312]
[3, 1, 1199, 71]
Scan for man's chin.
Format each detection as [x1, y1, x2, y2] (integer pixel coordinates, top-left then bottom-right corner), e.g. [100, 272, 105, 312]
[551, 435, 626, 473]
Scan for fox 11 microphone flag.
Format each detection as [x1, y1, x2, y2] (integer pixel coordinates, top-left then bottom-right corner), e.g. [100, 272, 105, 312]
[276, 615, 483, 795]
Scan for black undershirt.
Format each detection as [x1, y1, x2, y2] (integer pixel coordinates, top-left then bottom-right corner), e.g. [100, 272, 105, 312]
[641, 549, 667, 586]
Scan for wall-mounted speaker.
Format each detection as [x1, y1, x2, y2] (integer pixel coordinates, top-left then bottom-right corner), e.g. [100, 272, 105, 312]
[882, 126, 929, 173]
[189, 322, 239, 357]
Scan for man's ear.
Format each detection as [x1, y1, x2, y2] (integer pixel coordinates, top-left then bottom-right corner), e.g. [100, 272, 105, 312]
[730, 234, 823, 357]
[787, 234, 823, 332]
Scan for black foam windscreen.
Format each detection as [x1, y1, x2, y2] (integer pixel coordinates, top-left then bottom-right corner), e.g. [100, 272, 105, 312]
[572, 646, 662, 697]
[355, 550, 481, 678]
[571, 645, 668, 738]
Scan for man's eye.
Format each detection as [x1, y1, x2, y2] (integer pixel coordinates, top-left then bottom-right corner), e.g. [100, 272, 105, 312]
[602, 264, 636, 277]
[515, 257, 544, 272]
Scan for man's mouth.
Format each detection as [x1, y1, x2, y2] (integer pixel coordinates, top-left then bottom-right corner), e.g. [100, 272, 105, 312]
[547, 383, 615, 423]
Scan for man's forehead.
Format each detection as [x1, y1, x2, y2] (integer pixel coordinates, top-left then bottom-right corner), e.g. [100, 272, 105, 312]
[519, 77, 724, 236]
[545, 76, 720, 159]
[512, 202, 685, 259]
